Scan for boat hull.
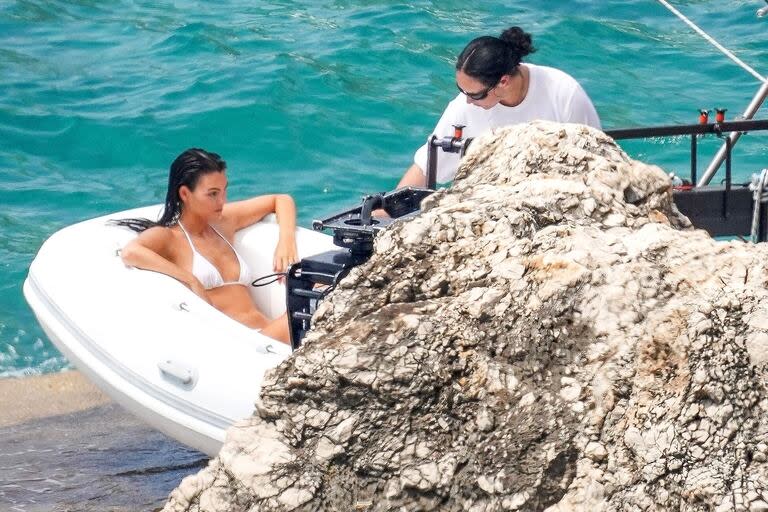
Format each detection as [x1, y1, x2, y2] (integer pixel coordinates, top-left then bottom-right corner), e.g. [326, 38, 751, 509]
[23, 206, 337, 456]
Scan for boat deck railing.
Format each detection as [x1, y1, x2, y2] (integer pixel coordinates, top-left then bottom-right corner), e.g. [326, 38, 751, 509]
[606, 119, 768, 241]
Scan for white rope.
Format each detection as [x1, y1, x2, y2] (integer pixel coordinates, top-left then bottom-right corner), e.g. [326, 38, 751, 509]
[656, 0, 767, 83]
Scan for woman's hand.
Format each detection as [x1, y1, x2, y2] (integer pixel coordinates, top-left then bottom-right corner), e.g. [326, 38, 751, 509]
[186, 277, 212, 304]
[272, 195, 298, 280]
[273, 234, 298, 276]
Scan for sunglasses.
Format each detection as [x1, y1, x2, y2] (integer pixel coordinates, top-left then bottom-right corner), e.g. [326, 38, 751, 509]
[457, 81, 497, 101]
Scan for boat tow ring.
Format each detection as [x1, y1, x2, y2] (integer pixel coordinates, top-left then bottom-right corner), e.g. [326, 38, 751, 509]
[158, 359, 198, 388]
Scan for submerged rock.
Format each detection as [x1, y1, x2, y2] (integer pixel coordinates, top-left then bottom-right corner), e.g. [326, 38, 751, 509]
[163, 121, 768, 511]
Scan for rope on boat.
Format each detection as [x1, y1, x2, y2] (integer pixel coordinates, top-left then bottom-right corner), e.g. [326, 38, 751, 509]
[251, 272, 336, 298]
[750, 168, 768, 243]
[251, 272, 287, 287]
[655, 0, 767, 83]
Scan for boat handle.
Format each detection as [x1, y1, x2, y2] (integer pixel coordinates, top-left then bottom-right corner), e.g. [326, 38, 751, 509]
[158, 360, 195, 385]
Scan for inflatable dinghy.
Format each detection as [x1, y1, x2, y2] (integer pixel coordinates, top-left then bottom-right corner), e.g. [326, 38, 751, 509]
[23, 205, 336, 456]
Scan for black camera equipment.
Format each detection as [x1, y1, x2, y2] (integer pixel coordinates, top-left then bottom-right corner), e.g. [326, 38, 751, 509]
[284, 126, 473, 349]
[284, 119, 768, 350]
[284, 188, 432, 350]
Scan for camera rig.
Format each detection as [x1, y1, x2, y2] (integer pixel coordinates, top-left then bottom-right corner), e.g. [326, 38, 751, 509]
[284, 126, 471, 349]
[284, 119, 768, 350]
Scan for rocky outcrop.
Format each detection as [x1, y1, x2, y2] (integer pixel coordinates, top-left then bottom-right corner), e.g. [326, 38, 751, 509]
[163, 121, 768, 511]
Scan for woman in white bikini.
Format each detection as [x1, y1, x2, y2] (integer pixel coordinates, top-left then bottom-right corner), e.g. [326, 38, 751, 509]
[116, 148, 298, 344]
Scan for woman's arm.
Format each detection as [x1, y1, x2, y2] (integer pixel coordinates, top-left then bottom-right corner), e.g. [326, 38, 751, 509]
[224, 194, 288, 231]
[272, 194, 298, 273]
[120, 227, 209, 301]
[224, 194, 298, 272]
[396, 163, 427, 189]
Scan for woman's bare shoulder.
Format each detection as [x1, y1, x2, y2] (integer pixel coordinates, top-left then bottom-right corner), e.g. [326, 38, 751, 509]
[138, 224, 176, 242]
[133, 225, 185, 256]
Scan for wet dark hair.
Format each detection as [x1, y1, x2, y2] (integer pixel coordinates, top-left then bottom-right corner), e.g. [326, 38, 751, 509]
[455, 26, 536, 87]
[113, 148, 226, 232]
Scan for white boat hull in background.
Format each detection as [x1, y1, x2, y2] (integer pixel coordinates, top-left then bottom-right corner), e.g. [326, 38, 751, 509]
[23, 205, 337, 456]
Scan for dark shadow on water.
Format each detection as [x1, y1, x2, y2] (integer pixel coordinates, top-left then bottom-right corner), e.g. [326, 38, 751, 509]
[0, 403, 208, 511]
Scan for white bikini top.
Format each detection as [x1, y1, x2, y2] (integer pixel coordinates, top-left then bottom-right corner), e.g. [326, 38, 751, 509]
[178, 222, 254, 290]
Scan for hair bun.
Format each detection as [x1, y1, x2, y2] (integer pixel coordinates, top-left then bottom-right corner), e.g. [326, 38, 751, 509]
[499, 26, 535, 57]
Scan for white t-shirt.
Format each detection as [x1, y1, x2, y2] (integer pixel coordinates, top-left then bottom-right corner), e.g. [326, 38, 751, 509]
[414, 63, 601, 183]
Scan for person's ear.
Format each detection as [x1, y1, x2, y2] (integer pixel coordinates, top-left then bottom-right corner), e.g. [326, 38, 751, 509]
[498, 75, 511, 88]
[178, 185, 191, 202]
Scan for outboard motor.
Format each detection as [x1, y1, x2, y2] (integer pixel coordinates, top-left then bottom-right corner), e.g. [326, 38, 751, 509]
[285, 128, 473, 349]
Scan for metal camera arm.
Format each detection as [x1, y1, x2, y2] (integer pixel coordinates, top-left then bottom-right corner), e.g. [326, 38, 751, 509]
[285, 125, 478, 349]
[285, 188, 434, 350]
[426, 125, 474, 189]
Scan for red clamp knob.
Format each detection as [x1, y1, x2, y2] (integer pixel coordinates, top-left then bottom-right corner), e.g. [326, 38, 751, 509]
[453, 124, 465, 139]
[698, 109, 710, 125]
[715, 108, 727, 123]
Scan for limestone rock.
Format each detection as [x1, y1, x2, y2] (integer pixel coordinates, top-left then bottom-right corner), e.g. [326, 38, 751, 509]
[163, 122, 768, 512]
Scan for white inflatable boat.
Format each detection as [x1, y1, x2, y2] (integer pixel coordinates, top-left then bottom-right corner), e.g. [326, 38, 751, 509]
[23, 205, 336, 456]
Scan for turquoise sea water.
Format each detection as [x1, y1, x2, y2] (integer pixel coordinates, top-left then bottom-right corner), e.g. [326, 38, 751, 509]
[1, 0, 767, 376]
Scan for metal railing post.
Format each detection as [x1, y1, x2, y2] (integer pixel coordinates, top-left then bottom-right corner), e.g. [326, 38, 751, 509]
[698, 81, 768, 186]
[690, 134, 697, 184]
